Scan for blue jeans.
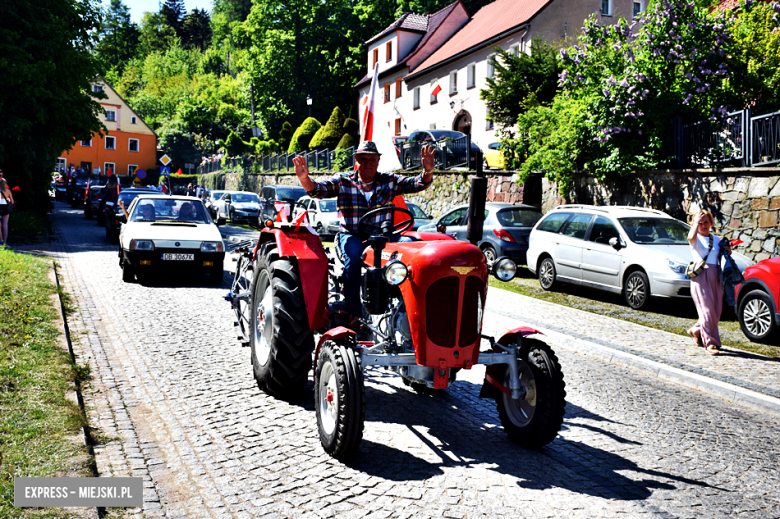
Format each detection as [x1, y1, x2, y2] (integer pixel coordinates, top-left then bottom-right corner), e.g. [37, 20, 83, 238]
[337, 232, 413, 317]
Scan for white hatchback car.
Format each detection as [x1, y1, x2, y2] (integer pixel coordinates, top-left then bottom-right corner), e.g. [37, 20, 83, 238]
[118, 195, 225, 283]
[526, 205, 753, 309]
[293, 196, 340, 235]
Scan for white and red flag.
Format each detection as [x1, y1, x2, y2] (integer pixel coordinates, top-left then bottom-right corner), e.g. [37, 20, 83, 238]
[360, 64, 403, 171]
[431, 82, 442, 97]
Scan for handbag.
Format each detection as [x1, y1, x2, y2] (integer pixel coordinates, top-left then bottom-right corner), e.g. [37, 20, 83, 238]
[0, 193, 8, 216]
[686, 235, 713, 278]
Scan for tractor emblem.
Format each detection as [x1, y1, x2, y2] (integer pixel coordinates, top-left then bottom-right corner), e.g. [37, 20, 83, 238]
[451, 266, 475, 275]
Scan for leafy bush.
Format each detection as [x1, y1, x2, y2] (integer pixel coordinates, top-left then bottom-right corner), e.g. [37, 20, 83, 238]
[279, 121, 293, 150]
[343, 117, 359, 138]
[288, 117, 321, 153]
[310, 106, 346, 149]
[336, 132, 357, 149]
[220, 130, 252, 156]
[332, 147, 354, 171]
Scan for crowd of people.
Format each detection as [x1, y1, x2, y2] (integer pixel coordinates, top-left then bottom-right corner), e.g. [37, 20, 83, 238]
[199, 151, 225, 167]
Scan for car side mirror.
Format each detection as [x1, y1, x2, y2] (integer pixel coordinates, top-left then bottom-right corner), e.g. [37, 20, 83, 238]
[216, 218, 226, 226]
[117, 215, 127, 223]
[609, 237, 622, 250]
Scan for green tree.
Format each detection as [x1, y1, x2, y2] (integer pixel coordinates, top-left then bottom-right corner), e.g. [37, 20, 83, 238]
[288, 117, 321, 153]
[161, 0, 186, 37]
[0, 0, 105, 210]
[138, 11, 178, 56]
[183, 8, 212, 50]
[96, 0, 139, 75]
[278, 121, 293, 151]
[480, 39, 561, 129]
[310, 107, 346, 149]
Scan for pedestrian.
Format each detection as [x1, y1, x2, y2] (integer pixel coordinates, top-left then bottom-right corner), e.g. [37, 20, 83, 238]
[0, 179, 14, 246]
[101, 173, 120, 227]
[687, 209, 729, 355]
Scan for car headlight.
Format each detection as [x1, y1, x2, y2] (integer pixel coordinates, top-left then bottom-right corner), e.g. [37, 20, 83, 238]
[129, 239, 154, 251]
[493, 257, 517, 281]
[201, 241, 224, 253]
[667, 259, 687, 274]
[383, 260, 408, 285]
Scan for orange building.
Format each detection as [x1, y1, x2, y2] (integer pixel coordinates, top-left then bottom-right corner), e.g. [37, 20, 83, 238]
[59, 81, 157, 177]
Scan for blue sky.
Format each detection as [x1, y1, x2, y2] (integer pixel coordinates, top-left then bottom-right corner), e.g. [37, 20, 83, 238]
[109, 0, 213, 24]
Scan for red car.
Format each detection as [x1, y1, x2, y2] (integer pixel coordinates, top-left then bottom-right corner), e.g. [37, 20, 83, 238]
[736, 258, 780, 343]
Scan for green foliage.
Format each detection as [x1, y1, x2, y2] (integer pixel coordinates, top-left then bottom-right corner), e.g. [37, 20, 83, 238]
[251, 137, 279, 155]
[310, 107, 346, 149]
[138, 12, 178, 56]
[336, 133, 357, 149]
[161, 0, 186, 37]
[343, 117, 359, 137]
[332, 147, 354, 171]
[278, 121, 293, 151]
[96, 0, 140, 75]
[182, 8, 212, 50]
[288, 117, 321, 153]
[480, 39, 561, 128]
[0, 0, 105, 211]
[220, 130, 253, 156]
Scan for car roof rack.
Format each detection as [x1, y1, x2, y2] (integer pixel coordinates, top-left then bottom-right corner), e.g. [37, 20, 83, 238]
[552, 204, 669, 217]
[552, 204, 609, 214]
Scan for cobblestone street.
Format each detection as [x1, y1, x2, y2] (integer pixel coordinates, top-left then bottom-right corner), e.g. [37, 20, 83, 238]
[26, 203, 780, 518]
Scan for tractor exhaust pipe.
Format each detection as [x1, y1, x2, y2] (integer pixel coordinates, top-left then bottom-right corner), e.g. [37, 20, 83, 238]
[466, 151, 487, 245]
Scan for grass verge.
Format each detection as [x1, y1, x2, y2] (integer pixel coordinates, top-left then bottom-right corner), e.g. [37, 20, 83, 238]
[0, 249, 90, 518]
[7, 210, 49, 244]
[490, 269, 780, 359]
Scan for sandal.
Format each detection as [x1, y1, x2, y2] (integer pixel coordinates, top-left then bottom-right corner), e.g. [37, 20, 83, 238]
[705, 345, 720, 356]
[687, 329, 703, 347]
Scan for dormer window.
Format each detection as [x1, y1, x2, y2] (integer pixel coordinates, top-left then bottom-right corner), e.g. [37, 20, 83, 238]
[386, 41, 392, 62]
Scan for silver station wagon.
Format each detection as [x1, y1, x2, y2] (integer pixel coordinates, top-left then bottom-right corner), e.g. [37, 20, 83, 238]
[526, 205, 753, 310]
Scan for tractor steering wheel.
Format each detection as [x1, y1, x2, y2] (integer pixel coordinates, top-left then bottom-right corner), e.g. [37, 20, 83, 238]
[357, 206, 415, 238]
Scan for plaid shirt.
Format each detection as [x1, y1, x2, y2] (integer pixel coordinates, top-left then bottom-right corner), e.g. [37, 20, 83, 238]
[307, 171, 432, 233]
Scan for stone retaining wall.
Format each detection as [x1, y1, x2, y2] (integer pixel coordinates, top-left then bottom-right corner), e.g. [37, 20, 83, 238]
[542, 169, 780, 262]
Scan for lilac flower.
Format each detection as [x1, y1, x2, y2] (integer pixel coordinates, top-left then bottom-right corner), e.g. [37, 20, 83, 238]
[683, 94, 693, 104]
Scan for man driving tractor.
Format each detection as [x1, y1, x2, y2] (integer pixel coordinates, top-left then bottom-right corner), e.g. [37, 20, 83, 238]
[292, 140, 436, 323]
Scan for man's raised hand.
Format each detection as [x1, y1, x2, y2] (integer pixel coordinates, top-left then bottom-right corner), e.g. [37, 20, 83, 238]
[293, 156, 309, 180]
[421, 144, 436, 172]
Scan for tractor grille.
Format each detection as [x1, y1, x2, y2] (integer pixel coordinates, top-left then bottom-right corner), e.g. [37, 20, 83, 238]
[459, 277, 484, 347]
[426, 277, 459, 347]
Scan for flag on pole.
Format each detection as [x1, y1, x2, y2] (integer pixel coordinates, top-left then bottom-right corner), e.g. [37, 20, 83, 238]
[431, 82, 442, 97]
[360, 64, 403, 171]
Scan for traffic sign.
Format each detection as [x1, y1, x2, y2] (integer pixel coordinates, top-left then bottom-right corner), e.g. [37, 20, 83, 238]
[161, 167, 170, 176]
[159, 154, 172, 166]
[136, 169, 146, 179]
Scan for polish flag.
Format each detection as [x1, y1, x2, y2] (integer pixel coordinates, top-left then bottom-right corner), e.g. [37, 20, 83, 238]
[360, 64, 403, 171]
[431, 83, 442, 97]
[293, 210, 318, 235]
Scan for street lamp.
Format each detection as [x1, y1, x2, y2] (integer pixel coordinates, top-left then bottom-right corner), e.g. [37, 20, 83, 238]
[307, 94, 313, 118]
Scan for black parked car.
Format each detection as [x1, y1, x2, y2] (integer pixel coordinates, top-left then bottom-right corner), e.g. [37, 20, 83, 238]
[402, 130, 482, 170]
[105, 187, 160, 244]
[68, 175, 96, 207]
[259, 185, 308, 222]
[84, 185, 104, 219]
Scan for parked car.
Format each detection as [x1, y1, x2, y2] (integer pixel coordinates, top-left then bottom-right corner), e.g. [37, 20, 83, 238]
[118, 195, 225, 284]
[294, 196, 341, 235]
[392, 136, 407, 158]
[327, 217, 345, 235]
[105, 187, 160, 244]
[736, 257, 780, 343]
[526, 205, 753, 310]
[259, 185, 308, 221]
[204, 190, 227, 218]
[483, 142, 506, 170]
[418, 203, 542, 265]
[84, 185, 104, 219]
[213, 191, 261, 224]
[403, 130, 482, 170]
[406, 202, 433, 230]
[67, 175, 94, 207]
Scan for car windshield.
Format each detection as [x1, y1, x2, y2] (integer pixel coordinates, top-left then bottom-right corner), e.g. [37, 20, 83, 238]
[320, 200, 337, 212]
[496, 208, 543, 227]
[119, 191, 156, 207]
[407, 203, 428, 219]
[618, 217, 689, 244]
[233, 193, 259, 203]
[211, 191, 226, 200]
[277, 187, 307, 202]
[130, 199, 210, 224]
[428, 131, 464, 140]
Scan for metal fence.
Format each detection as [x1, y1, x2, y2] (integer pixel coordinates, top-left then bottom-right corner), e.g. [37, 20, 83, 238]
[750, 110, 780, 167]
[401, 134, 473, 171]
[678, 110, 747, 168]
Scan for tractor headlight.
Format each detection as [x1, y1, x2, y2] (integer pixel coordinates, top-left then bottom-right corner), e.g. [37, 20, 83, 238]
[201, 241, 224, 253]
[493, 257, 517, 281]
[129, 239, 154, 251]
[382, 260, 408, 285]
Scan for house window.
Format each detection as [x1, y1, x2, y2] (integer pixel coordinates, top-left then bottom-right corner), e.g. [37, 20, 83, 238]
[384, 83, 391, 103]
[386, 41, 392, 62]
[633, 0, 642, 17]
[104, 162, 115, 176]
[129, 138, 139, 152]
[105, 109, 116, 122]
[486, 109, 494, 130]
[394, 118, 401, 136]
[131, 116, 137, 124]
[372, 48, 378, 67]
[413, 87, 420, 110]
[430, 80, 438, 104]
[105, 136, 115, 150]
[92, 84, 104, 93]
[449, 71, 457, 95]
[57, 158, 67, 171]
[510, 44, 520, 56]
[467, 64, 476, 89]
[395, 78, 402, 98]
[128, 164, 138, 176]
[601, 0, 613, 15]
[487, 54, 496, 79]
[81, 139, 92, 147]
[429, 123, 437, 130]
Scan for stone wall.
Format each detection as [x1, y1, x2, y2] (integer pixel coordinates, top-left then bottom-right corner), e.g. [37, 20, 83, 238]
[541, 169, 780, 262]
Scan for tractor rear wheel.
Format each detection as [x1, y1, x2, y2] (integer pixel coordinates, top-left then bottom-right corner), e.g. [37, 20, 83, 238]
[315, 340, 365, 459]
[250, 242, 314, 396]
[495, 338, 565, 448]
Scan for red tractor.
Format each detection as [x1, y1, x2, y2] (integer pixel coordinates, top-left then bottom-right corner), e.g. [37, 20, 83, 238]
[227, 201, 566, 459]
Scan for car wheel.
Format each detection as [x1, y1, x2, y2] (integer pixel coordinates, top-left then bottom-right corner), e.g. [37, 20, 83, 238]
[229, 209, 235, 222]
[316, 223, 325, 235]
[121, 260, 134, 283]
[209, 267, 223, 284]
[624, 270, 650, 310]
[739, 289, 777, 343]
[482, 245, 497, 267]
[538, 257, 557, 291]
[483, 157, 490, 171]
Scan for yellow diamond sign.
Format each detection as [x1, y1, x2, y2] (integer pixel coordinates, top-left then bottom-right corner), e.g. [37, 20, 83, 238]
[159, 154, 172, 166]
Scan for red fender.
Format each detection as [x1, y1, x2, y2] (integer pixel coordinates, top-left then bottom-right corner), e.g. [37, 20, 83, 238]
[496, 326, 543, 347]
[255, 227, 329, 331]
[313, 326, 356, 370]
[483, 327, 544, 398]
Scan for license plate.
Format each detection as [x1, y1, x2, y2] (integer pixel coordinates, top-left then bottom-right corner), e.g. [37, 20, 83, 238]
[161, 253, 194, 261]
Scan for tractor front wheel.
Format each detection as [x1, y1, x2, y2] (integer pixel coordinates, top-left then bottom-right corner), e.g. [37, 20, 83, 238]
[250, 243, 314, 396]
[494, 338, 565, 448]
[315, 340, 365, 459]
